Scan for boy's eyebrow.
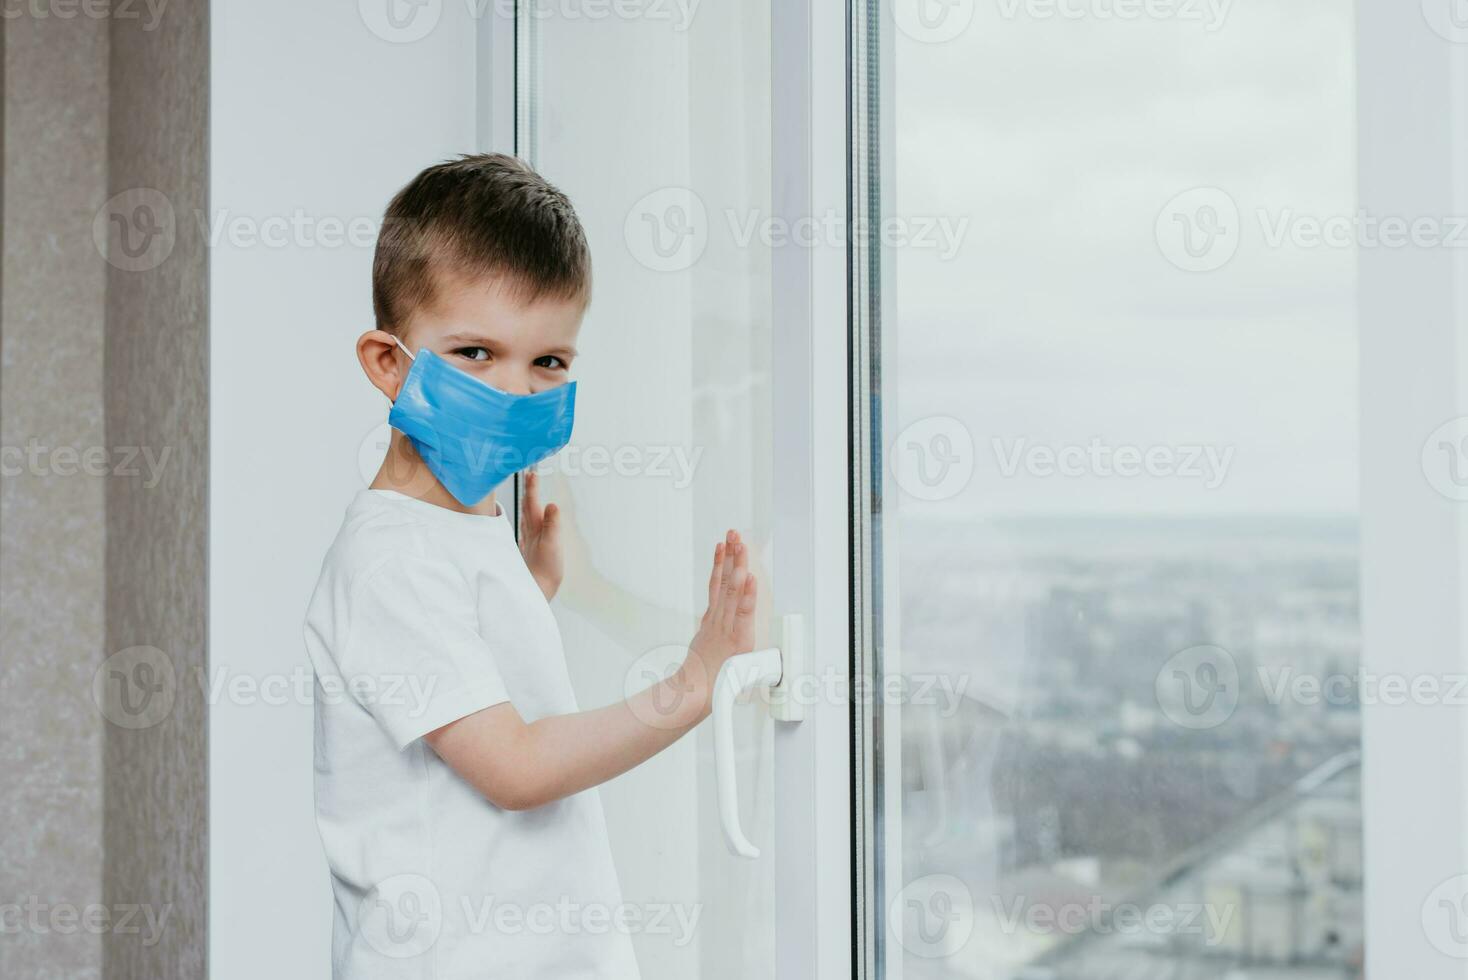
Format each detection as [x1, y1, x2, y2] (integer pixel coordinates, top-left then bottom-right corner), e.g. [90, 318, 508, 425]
[440, 332, 578, 358]
[440, 331, 501, 346]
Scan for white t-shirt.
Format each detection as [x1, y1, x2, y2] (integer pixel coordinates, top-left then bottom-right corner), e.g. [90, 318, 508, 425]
[303, 489, 641, 980]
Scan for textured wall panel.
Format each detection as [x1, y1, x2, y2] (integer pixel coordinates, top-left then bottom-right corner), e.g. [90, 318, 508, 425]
[101, 4, 208, 978]
[0, 12, 109, 980]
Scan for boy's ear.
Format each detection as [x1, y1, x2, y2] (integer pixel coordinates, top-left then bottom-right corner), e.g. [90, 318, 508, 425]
[357, 330, 407, 401]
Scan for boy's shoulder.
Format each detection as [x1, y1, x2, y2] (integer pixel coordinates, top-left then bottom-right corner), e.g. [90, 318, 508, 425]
[317, 490, 442, 590]
[311, 489, 519, 617]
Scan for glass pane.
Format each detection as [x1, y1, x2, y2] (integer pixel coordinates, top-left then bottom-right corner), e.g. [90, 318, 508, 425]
[523, 4, 775, 979]
[863, 1, 1363, 977]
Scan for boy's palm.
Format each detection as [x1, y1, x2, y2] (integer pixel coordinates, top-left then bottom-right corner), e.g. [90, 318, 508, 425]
[689, 531, 759, 680]
[519, 470, 562, 600]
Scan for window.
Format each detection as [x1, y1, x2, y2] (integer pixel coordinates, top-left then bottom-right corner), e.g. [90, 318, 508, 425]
[855, 1, 1363, 976]
[520, 4, 780, 978]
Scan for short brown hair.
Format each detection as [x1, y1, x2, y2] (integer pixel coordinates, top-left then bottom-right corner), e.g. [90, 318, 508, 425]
[371, 153, 591, 332]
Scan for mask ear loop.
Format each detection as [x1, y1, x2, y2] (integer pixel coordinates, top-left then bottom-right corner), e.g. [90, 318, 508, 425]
[387, 336, 418, 409]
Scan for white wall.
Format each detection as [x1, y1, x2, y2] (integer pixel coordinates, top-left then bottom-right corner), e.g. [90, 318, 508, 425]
[209, 4, 478, 973]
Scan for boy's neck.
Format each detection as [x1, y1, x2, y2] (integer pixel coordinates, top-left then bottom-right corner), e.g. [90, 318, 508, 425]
[370, 431, 502, 518]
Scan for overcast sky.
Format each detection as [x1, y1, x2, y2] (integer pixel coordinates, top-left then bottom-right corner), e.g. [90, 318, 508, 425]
[890, 0, 1358, 519]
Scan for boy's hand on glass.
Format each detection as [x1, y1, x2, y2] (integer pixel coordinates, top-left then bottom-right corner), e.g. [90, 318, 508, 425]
[518, 469, 562, 601]
[686, 530, 759, 701]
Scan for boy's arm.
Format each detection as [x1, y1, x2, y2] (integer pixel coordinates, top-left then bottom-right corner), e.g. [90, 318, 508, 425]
[424, 531, 757, 812]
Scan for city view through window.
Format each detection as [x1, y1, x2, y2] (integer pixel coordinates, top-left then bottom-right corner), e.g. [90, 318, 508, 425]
[882, 2, 1361, 976]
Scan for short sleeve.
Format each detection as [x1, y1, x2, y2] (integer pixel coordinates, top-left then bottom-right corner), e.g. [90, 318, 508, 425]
[341, 553, 511, 750]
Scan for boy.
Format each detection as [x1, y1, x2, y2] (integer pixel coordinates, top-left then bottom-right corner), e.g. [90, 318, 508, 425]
[303, 154, 758, 979]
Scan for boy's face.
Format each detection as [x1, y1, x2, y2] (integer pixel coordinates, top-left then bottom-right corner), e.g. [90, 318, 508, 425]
[395, 270, 584, 396]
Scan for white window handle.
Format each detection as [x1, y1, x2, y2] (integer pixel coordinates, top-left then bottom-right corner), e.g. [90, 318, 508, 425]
[712, 613, 805, 859]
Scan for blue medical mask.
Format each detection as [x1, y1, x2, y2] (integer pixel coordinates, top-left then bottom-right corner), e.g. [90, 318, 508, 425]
[386, 337, 577, 507]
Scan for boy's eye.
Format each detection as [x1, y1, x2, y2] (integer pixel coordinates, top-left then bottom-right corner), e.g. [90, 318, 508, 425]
[454, 347, 491, 362]
[535, 355, 568, 370]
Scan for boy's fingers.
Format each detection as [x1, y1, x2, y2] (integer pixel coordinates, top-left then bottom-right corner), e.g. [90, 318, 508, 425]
[541, 502, 560, 534]
[731, 536, 748, 583]
[718, 531, 737, 603]
[729, 575, 757, 639]
[721, 561, 748, 633]
[521, 469, 540, 524]
[722, 543, 743, 608]
[707, 542, 725, 611]
[735, 575, 757, 618]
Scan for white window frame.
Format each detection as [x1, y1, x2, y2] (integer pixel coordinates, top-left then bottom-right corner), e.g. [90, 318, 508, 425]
[768, 0, 856, 977]
[477, 3, 856, 978]
[1358, 2, 1468, 977]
